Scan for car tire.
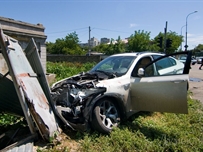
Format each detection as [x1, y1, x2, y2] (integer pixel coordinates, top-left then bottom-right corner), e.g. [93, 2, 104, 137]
[92, 98, 120, 133]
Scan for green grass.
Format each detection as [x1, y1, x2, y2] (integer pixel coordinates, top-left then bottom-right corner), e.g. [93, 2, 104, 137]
[1, 62, 203, 151]
[75, 95, 203, 152]
[0, 113, 25, 135]
[47, 61, 96, 81]
[37, 95, 203, 152]
[0, 113, 24, 126]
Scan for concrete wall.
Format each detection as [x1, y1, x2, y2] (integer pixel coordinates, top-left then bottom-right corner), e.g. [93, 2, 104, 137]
[0, 54, 8, 75]
[0, 16, 47, 72]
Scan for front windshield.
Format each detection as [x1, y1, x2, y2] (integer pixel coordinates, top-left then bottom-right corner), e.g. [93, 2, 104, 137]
[90, 56, 136, 77]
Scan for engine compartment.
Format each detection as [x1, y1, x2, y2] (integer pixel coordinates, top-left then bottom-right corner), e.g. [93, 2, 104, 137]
[51, 72, 107, 130]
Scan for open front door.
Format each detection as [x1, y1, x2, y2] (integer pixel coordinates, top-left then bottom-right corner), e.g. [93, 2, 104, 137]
[130, 75, 188, 113]
[130, 52, 191, 114]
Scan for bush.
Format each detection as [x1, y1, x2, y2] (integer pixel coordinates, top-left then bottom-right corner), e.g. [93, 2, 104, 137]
[47, 62, 96, 81]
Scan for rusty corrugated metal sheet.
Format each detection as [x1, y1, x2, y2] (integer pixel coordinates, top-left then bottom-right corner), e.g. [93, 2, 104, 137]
[5, 142, 33, 152]
[0, 133, 36, 152]
[0, 29, 60, 141]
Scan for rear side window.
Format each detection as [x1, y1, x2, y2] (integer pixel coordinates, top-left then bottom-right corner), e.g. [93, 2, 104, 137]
[155, 57, 176, 70]
[168, 57, 177, 66]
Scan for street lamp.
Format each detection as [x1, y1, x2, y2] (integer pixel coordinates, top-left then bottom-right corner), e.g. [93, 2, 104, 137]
[181, 25, 186, 51]
[185, 11, 198, 51]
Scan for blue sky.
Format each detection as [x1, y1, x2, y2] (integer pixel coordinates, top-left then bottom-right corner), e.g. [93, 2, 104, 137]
[0, 0, 202, 50]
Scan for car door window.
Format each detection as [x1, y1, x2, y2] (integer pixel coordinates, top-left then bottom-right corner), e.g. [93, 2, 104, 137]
[155, 57, 173, 70]
[145, 56, 184, 76]
[168, 57, 177, 66]
[131, 57, 154, 77]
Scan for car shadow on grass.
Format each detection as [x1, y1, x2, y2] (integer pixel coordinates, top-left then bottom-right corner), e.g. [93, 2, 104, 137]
[120, 111, 179, 142]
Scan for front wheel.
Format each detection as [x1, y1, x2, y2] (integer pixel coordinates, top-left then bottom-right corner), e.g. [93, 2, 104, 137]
[92, 99, 120, 133]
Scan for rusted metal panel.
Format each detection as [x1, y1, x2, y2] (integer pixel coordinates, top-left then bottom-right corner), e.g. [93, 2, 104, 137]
[24, 38, 53, 108]
[0, 29, 60, 141]
[0, 30, 35, 135]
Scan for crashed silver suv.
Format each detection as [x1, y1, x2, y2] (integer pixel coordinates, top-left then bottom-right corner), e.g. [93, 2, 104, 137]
[51, 51, 191, 133]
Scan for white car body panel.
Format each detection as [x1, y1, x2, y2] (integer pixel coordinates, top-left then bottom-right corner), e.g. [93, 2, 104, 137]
[130, 74, 188, 113]
[158, 62, 184, 75]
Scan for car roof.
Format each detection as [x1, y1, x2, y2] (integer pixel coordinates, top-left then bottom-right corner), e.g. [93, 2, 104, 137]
[110, 52, 165, 57]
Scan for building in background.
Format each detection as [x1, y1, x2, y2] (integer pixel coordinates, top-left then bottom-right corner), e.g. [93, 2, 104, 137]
[88, 37, 99, 47]
[0, 16, 47, 72]
[100, 37, 110, 44]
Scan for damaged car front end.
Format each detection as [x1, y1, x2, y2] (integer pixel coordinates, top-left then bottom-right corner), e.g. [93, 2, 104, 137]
[51, 75, 106, 130]
[50, 71, 124, 133]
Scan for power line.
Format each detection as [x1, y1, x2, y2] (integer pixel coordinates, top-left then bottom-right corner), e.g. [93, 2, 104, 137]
[46, 27, 88, 34]
[46, 27, 131, 35]
[46, 26, 133, 42]
[93, 27, 131, 34]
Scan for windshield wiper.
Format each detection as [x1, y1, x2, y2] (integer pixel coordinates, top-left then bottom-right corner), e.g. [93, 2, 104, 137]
[94, 70, 117, 78]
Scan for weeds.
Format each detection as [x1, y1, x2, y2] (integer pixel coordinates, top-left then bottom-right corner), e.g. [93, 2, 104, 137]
[0, 113, 22, 126]
[47, 61, 96, 81]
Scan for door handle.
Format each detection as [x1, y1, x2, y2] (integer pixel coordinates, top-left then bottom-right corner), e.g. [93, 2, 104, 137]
[173, 80, 186, 83]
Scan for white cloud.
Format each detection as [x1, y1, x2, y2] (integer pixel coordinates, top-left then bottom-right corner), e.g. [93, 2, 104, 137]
[129, 23, 138, 28]
[194, 15, 201, 20]
[186, 34, 203, 49]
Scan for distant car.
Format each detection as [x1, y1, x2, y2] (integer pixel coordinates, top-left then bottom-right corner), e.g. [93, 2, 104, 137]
[178, 56, 196, 65]
[196, 57, 203, 64]
[51, 51, 191, 133]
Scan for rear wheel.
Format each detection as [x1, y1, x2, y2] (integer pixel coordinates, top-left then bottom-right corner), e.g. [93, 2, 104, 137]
[92, 99, 120, 133]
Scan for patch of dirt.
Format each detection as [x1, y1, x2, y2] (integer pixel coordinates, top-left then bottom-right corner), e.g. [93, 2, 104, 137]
[33, 129, 81, 152]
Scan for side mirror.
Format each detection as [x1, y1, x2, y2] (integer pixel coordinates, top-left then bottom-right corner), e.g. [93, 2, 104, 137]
[138, 68, 144, 76]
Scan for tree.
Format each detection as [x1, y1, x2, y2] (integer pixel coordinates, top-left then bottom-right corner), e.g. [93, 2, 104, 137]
[46, 29, 189, 56]
[46, 41, 54, 54]
[154, 31, 182, 54]
[91, 43, 108, 54]
[112, 36, 126, 54]
[52, 38, 66, 54]
[194, 44, 203, 52]
[46, 32, 85, 55]
[91, 37, 127, 55]
[128, 30, 152, 52]
[166, 31, 182, 53]
[193, 44, 203, 56]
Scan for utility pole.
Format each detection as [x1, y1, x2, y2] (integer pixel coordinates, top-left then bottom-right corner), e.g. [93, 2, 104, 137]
[164, 21, 167, 53]
[185, 11, 198, 51]
[180, 25, 186, 51]
[88, 26, 91, 56]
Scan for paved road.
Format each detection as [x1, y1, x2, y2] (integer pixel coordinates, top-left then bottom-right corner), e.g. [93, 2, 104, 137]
[189, 63, 203, 104]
